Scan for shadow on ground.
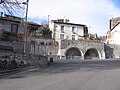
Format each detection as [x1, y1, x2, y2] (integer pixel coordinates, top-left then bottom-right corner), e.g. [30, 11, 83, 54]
[25, 59, 120, 75]
[1, 59, 120, 79]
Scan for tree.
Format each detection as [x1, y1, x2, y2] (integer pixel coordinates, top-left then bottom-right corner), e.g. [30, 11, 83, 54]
[0, 0, 27, 17]
[42, 25, 52, 38]
[36, 25, 52, 39]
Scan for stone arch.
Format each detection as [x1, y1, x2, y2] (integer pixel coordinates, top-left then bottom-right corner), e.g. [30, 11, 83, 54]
[65, 47, 83, 59]
[84, 48, 101, 59]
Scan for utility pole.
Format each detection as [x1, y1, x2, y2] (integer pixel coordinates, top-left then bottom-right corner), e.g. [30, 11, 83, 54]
[23, 0, 29, 54]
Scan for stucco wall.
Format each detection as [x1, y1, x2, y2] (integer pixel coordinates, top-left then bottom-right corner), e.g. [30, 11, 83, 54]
[49, 21, 85, 41]
[108, 24, 120, 44]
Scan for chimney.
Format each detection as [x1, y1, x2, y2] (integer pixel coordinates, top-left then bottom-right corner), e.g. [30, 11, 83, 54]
[57, 19, 64, 23]
[110, 19, 112, 30]
[65, 19, 69, 23]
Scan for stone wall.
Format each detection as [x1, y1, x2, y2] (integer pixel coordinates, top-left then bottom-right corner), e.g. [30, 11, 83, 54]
[57, 40, 120, 59]
[60, 40, 105, 59]
[104, 44, 120, 59]
[0, 41, 49, 71]
[0, 51, 48, 68]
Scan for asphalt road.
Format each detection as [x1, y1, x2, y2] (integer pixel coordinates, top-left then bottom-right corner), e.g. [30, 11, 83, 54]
[1, 59, 120, 90]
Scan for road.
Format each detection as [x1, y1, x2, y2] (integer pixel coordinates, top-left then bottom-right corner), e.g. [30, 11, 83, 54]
[1, 59, 120, 90]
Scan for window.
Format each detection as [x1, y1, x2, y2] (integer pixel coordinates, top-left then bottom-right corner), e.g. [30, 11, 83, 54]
[41, 42, 44, 45]
[84, 26, 88, 37]
[72, 35, 75, 40]
[72, 27, 76, 33]
[61, 25, 64, 32]
[11, 24, 18, 33]
[60, 34, 64, 39]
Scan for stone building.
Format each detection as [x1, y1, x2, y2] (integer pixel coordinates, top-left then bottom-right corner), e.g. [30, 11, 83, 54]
[105, 16, 120, 45]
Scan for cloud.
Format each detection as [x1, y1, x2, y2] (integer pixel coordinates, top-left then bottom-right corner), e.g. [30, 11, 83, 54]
[28, 0, 120, 36]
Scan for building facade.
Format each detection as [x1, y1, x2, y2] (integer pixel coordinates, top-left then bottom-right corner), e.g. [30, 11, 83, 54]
[49, 19, 88, 56]
[49, 19, 88, 41]
[0, 14, 41, 42]
[105, 17, 120, 45]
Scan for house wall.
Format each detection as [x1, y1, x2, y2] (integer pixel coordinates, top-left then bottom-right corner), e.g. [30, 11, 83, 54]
[0, 19, 24, 34]
[49, 21, 85, 41]
[77, 26, 84, 38]
[49, 22, 55, 39]
[108, 24, 120, 45]
[110, 17, 120, 29]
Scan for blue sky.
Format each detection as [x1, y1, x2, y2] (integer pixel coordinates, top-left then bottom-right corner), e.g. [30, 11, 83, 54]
[27, 0, 120, 36]
[112, 0, 120, 7]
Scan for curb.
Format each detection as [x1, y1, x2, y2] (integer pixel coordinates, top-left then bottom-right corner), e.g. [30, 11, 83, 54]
[0, 66, 35, 76]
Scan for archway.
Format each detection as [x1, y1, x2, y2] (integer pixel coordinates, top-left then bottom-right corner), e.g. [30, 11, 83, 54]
[65, 47, 82, 59]
[84, 48, 100, 59]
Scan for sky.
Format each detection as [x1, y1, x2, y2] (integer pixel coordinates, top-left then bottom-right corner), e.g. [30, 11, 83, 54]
[27, 0, 120, 36]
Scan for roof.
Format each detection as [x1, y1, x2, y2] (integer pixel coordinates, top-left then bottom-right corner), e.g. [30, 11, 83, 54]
[0, 16, 21, 23]
[27, 21, 41, 27]
[110, 22, 120, 31]
[0, 15, 41, 27]
[52, 20, 86, 27]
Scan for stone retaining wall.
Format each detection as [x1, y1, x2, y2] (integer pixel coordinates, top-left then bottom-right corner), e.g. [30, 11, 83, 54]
[60, 40, 105, 59]
[60, 40, 120, 59]
[0, 51, 48, 71]
[0, 41, 49, 71]
[104, 44, 120, 59]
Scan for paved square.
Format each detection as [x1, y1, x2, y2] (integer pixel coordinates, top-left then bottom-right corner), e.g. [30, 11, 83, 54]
[1, 59, 120, 90]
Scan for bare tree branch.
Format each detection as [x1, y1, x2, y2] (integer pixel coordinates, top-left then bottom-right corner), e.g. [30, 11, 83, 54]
[0, 0, 26, 17]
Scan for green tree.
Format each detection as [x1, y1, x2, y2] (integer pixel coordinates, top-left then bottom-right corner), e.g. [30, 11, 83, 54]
[42, 25, 52, 38]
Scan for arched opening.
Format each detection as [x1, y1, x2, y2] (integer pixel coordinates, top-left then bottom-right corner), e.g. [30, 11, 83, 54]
[66, 47, 82, 59]
[84, 48, 99, 59]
